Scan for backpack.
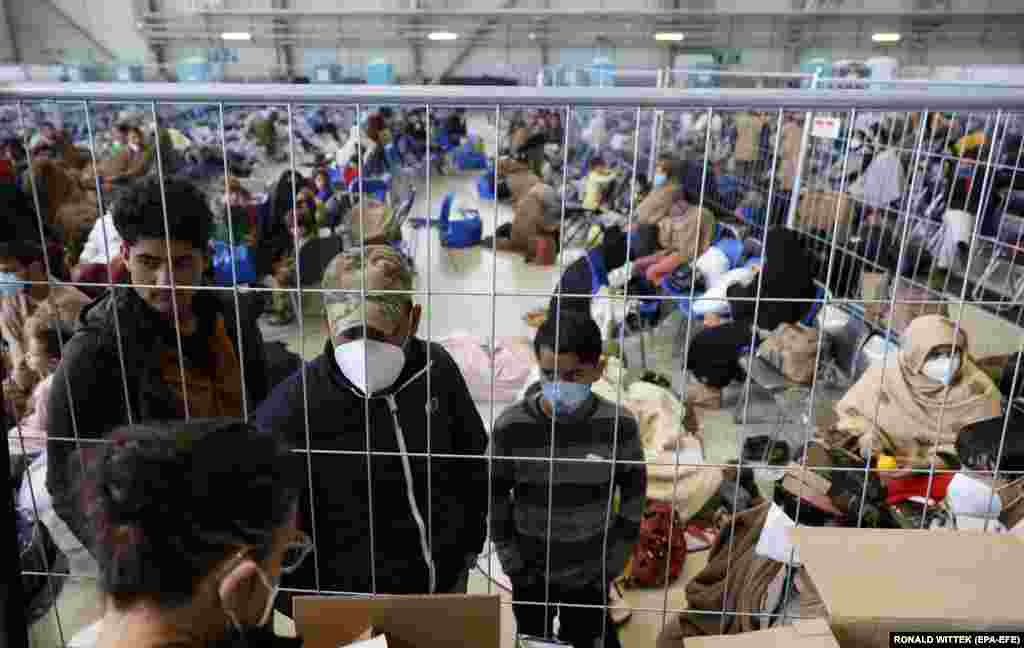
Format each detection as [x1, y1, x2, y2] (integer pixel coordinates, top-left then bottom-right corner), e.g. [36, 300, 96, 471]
[629, 501, 687, 588]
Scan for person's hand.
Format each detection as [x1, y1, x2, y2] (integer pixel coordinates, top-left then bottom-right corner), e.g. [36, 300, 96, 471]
[705, 313, 723, 328]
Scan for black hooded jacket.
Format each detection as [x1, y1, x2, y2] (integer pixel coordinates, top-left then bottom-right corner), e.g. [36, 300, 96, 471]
[253, 337, 488, 595]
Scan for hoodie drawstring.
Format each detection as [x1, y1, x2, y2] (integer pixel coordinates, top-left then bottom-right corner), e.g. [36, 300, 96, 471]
[383, 379, 436, 593]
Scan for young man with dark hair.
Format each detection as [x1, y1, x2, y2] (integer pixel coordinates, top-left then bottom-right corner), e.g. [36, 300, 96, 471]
[491, 310, 646, 648]
[46, 176, 269, 566]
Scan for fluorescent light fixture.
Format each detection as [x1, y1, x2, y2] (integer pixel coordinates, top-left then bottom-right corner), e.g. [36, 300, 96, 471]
[221, 31, 251, 41]
[428, 31, 458, 41]
[872, 32, 901, 43]
[655, 32, 684, 42]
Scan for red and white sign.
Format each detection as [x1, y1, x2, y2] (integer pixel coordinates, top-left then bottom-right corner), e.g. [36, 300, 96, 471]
[812, 116, 842, 139]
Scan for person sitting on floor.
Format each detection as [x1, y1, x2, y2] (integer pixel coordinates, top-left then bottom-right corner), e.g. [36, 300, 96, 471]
[831, 314, 1002, 470]
[78, 418, 308, 648]
[81, 126, 151, 193]
[685, 227, 816, 411]
[582, 157, 618, 214]
[7, 308, 74, 458]
[0, 215, 89, 425]
[254, 245, 488, 604]
[491, 309, 646, 648]
[46, 177, 269, 588]
[548, 225, 629, 317]
[632, 156, 683, 229]
[496, 157, 541, 203]
[494, 182, 563, 264]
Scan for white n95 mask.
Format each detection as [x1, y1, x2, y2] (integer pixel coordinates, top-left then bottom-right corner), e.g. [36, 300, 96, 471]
[921, 353, 961, 385]
[334, 339, 406, 395]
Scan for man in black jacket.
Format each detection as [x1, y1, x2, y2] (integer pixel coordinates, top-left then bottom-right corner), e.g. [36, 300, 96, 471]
[254, 245, 488, 598]
[46, 177, 268, 568]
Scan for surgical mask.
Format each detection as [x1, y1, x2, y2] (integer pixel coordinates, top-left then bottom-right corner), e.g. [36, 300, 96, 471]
[653, 173, 668, 188]
[921, 353, 961, 385]
[0, 272, 27, 297]
[334, 338, 407, 395]
[223, 564, 279, 633]
[541, 381, 592, 416]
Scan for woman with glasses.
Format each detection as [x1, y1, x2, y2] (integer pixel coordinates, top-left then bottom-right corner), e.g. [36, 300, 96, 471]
[79, 418, 312, 648]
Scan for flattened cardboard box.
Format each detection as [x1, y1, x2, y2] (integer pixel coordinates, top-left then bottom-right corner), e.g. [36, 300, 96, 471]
[686, 619, 840, 648]
[790, 528, 1024, 648]
[294, 594, 500, 648]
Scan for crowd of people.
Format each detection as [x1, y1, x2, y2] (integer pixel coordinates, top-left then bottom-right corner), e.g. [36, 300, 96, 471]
[2, 103, 1022, 648]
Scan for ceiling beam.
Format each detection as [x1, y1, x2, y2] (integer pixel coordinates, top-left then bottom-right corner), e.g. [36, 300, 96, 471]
[40, 0, 116, 61]
[434, 0, 519, 83]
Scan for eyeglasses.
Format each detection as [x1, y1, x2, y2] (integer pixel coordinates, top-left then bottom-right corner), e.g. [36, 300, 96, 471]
[280, 530, 314, 575]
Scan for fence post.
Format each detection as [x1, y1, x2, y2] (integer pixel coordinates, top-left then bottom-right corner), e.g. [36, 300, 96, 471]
[2, 374, 30, 648]
[786, 71, 820, 228]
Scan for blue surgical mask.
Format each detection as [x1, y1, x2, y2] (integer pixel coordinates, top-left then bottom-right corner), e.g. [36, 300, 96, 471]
[0, 272, 27, 297]
[653, 173, 668, 188]
[542, 381, 592, 416]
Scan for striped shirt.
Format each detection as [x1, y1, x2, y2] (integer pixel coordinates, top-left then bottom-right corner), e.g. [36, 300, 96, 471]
[490, 385, 646, 587]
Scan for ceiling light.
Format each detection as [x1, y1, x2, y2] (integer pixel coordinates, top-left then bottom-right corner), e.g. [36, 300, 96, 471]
[872, 33, 901, 43]
[655, 32, 684, 42]
[221, 31, 251, 41]
[428, 31, 458, 41]
[528, 32, 536, 40]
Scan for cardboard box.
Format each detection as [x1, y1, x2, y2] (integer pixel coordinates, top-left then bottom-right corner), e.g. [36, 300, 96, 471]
[294, 594, 500, 648]
[686, 619, 840, 648]
[790, 528, 1024, 648]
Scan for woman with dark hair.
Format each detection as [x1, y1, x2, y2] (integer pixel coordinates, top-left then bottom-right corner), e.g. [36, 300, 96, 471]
[80, 418, 308, 647]
[685, 227, 817, 410]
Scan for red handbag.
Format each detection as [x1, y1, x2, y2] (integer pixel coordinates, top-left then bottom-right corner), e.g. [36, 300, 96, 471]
[629, 501, 687, 588]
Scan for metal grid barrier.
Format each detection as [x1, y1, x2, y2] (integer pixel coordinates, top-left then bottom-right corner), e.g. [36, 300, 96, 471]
[3, 83, 1024, 648]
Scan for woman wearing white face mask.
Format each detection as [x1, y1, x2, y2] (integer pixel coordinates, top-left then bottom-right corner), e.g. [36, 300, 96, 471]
[833, 314, 1002, 469]
[254, 246, 489, 601]
[78, 419, 309, 648]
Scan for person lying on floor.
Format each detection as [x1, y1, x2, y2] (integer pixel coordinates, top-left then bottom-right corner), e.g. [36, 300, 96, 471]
[491, 309, 645, 648]
[830, 314, 1002, 470]
[496, 157, 541, 203]
[685, 227, 816, 411]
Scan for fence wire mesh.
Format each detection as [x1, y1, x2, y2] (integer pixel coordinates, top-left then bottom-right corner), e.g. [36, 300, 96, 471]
[3, 82, 1024, 648]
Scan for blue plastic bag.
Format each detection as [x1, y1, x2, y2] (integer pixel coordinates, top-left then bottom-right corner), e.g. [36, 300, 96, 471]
[212, 241, 258, 286]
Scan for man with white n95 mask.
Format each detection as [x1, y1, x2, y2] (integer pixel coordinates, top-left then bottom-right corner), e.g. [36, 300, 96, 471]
[254, 245, 488, 608]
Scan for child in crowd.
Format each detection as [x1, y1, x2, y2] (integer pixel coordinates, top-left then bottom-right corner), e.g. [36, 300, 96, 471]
[491, 310, 646, 648]
[582, 157, 618, 214]
[7, 307, 74, 458]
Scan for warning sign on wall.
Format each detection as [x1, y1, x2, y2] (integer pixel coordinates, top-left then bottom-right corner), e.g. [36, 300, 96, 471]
[811, 117, 842, 139]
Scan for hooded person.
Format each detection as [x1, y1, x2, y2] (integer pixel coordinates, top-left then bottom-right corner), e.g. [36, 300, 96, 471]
[254, 245, 488, 601]
[548, 225, 629, 316]
[685, 227, 817, 410]
[634, 157, 683, 228]
[495, 182, 562, 263]
[833, 314, 1002, 468]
